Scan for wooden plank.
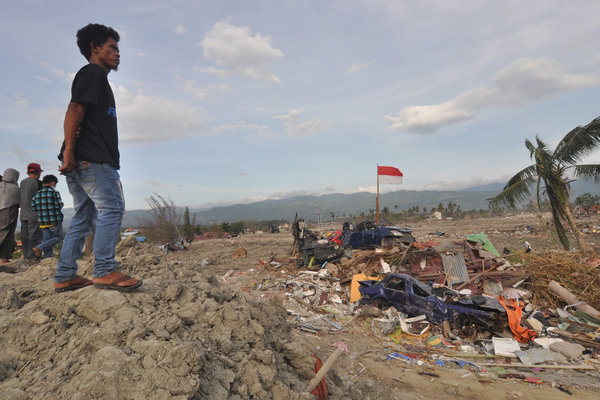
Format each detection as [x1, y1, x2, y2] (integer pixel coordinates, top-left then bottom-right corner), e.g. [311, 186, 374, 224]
[475, 363, 595, 370]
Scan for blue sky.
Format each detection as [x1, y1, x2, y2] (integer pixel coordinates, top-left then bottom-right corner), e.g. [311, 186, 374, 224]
[1, 0, 600, 210]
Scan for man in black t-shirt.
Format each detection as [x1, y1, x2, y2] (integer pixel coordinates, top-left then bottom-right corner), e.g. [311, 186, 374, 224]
[54, 23, 141, 293]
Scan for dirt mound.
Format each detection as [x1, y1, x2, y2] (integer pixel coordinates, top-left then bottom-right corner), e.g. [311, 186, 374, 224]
[0, 238, 386, 399]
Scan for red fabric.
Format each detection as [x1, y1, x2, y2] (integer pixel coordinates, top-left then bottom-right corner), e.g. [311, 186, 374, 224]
[327, 230, 343, 245]
[377, 166, 403, 176]
[411, 241, 440, 249]
[311, 355, 327, 400]
[498, 295, 536, 344]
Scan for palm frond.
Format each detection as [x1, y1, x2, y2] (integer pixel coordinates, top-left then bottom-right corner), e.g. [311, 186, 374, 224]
[488, 165, 536, 209]
[503, 164, 537, 190]
[525, 139, 537, 156]
[574, 164, 600, 184]
[554, 116, 600, 165]
[544, 176, 568, 219]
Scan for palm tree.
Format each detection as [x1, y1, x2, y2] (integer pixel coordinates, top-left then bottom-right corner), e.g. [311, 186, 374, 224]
[489, 116, 600, 252]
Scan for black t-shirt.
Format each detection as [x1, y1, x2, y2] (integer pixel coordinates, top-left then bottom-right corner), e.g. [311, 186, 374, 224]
[59, 63, 120, 169]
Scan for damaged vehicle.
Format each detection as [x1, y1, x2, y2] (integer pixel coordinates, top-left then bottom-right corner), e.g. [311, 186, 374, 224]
[344, 220, 415, 249]
[292, 214, 344, 266]
[359, 273, 506, 337]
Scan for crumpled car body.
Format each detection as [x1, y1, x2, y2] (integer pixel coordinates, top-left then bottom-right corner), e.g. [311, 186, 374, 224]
[344, 223, 415, 249]
[293, 214, 344, 265]
[358, 273, 504, 328]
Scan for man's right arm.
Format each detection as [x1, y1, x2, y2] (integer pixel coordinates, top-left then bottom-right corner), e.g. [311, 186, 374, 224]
[59, 102, 86, 174]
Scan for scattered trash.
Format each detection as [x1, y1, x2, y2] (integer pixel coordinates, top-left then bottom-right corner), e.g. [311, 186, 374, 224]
[493, 337, 521, 357]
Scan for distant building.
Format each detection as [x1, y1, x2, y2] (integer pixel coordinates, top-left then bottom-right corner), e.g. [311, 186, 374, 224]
[429, 211, 442, 220]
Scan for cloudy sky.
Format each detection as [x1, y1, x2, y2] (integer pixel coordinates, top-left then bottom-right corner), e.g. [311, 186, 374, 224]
[1, 0, 600, 210]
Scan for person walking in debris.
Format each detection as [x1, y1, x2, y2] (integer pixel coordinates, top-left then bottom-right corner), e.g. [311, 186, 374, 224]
[0, 168, 20, 271]
[55, 23, 142, 292]
[20, 162, 43, 260]
[31, 175, 64, 259]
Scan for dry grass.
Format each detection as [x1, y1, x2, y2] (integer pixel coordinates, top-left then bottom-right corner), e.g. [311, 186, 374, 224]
[523, 251, 600, 310]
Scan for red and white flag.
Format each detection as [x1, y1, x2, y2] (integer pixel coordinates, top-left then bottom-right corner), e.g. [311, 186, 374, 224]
[378, 165, 403, 184]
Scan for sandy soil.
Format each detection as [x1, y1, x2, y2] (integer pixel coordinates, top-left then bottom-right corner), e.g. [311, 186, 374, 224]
[1, 213, 599, 399]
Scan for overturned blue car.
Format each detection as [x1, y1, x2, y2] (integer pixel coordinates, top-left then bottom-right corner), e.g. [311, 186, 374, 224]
[343, 221, 415, 249]
[358, 274, 506, 334]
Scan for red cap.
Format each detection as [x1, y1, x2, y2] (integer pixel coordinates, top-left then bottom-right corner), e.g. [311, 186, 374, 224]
[27, 163, 43, 173]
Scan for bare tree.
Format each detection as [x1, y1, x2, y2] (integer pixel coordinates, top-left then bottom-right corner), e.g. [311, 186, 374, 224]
[141, 193, 183, 242]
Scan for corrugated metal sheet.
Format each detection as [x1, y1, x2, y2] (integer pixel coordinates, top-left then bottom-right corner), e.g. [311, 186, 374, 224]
[441, 254, 469, 285]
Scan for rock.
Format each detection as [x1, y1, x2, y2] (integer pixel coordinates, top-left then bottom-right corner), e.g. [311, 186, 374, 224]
[76, 290, 127, 323]
[526, 316, 544, 332]
[3, 388, 27, 400]
[281, 342, 314, 379]
[29, 311, 49, 325]
[165, 284, 182, 301]
[550, 341, 586, 359]
[176, 302, 202, 325]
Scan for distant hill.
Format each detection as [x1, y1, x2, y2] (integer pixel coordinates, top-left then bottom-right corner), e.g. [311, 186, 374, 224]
[55, 178, 600, 228]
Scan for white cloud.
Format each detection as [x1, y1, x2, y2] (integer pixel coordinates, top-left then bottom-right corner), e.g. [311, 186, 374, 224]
[266, 189, 317, 199]
[322, 185, 336, 192]
[274, 109, 331, 137]
[209, 121, 269, 137]
[193, 66, 228, 79]
[423, 177, 507, 191]
[175, 24, 187, 34]
[33, 75, 52, 83]
[199, 19, 284, 83]
[346, 61, 373, 75]
[39, 62, 71, 82]
[0, 93, 30, 109]
[174, 76, 229, 100]
[386, 58, 600, 133]
[112, 85, 206, 143]
[40, 62, 66, 77]
[356, 186, 377, 193]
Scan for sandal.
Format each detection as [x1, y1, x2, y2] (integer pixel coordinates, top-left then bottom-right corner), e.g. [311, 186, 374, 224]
[93, 270, 142, 292]
[54, 276, 93, 292]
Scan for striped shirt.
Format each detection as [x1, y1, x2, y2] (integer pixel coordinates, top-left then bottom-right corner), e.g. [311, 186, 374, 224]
[31, 186, 64, 226]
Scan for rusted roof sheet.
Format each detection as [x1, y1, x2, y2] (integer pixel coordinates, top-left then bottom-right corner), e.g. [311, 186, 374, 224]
[441, 254, 469, 285]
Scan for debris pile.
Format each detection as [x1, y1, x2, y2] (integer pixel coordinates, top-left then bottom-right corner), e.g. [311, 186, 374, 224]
[246, 219, 600, 394]
[0, 238, 395, 399]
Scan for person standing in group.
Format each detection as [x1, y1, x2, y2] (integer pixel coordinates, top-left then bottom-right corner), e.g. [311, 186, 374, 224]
[0, 168, 20, 271]
[31, 175, 64, 259]
[20, 163, 43, 260]
[55, 23, 142, 292]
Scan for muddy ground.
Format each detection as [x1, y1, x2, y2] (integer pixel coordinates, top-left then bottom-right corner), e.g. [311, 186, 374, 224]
[1, 213, 599, 399]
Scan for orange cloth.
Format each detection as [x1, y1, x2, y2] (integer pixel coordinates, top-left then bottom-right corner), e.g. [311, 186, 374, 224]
[350, 274, 381, 302]
[498, 295, 536, 344]
[311, 355, 327, 400]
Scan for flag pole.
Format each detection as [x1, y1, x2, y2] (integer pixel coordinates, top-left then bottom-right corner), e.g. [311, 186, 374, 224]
[376, 163, 380, 225]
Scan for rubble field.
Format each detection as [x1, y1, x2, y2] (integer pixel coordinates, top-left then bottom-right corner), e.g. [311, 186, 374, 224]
[1, 213, 600, 399]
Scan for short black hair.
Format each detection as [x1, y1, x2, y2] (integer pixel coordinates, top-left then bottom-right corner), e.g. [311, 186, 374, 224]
[77, 23, 120, 61]
[42, 174, 58, 185]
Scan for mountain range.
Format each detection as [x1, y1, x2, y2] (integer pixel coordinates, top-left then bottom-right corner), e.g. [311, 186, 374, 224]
[87, 178, 597, 226]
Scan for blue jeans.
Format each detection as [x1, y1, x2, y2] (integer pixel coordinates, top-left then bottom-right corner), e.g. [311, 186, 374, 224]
[55, 161, 124, 283]
[39, 224, 63, 258]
